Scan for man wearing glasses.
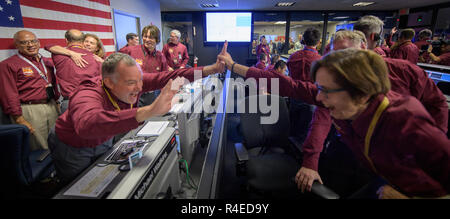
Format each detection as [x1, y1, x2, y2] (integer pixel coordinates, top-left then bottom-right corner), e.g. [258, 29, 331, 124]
[0, 30, 60, 150]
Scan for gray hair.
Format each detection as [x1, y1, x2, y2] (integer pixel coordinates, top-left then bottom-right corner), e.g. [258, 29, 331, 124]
[171, 29, 181, 39]
[102, 52, 137, 82]
[354, 15, 384, 38]
[418, 29, 432, 40]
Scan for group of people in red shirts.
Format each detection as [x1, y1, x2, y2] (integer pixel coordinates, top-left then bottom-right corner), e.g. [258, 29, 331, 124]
[1, 14, 449, 199]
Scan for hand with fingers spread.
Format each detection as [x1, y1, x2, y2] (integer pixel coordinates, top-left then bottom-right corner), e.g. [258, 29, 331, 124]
[295, 167, 323, 193]
[69, 51, 88, 68]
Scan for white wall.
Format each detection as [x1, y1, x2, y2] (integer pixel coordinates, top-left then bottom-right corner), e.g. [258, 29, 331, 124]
[110, 0, 162, 50]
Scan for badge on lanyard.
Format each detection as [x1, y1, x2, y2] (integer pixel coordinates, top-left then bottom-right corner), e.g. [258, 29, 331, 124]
[135, 59, 143, 66]
[173, 58, 178, 64]
[22, 67, 34, 77]
[178, 53, 182, 60]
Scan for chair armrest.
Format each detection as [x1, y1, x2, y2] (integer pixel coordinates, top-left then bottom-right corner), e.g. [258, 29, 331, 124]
[311, 181, 340, 199]
[234, 143, 249, 162]
[37, 150, 50, 162]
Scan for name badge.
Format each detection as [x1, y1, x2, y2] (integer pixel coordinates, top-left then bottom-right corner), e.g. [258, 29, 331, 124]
[178, 53, 182, 60]
[135, 59, 143, 66]
[22, 67, 34, 77]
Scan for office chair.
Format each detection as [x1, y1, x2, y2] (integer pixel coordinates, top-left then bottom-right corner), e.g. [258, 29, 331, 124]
[234, 94, 339, 199]
[0, 124, 54, 197]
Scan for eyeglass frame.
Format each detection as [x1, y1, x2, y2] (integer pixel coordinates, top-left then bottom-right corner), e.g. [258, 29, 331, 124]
[18, 39, 40, 46]
[315, 83, 346, 98]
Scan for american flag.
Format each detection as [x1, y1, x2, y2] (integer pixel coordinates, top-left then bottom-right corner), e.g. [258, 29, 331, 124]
[0, 0, 115, 61]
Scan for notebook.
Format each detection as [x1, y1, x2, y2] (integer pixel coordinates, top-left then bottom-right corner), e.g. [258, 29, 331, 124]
[136, 121, 169, 137]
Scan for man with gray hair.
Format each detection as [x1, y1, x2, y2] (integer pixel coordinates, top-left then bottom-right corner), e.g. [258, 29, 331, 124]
[48, 52, 224, 184]
[163, 29, 190, 70]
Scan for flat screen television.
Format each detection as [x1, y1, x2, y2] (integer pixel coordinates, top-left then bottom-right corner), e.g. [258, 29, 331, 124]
[205, 12, 252, 43]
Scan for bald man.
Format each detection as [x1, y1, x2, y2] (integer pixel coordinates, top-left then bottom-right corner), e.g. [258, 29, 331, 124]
[45, 29, 102, 113]
[0, 30, 60, 150]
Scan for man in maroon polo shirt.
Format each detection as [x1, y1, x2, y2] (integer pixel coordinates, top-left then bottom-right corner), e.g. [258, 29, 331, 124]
[0, 30, 60, 150]
[427, 40, 450, 66]
[48, 52, 224, 183]
[118, 33, 139, 53]
[390, 28, 420, 64]
[46, 29, 102, 113]
[254, 53, 268, 70]
[287, 27, 322, 143]
[162, 29, 189, 71]
[415, 29, 432, 63]
[256, 35, 271, 65]
[119, 25, 168, 107]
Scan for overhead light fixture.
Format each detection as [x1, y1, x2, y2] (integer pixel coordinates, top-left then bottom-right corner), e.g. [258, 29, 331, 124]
[275, 21, 287, 24]
[333, 16, 350, 19]
[200, 3, 219, 8]
[353, 2, 375, 7]
[275, 2, 296, 7]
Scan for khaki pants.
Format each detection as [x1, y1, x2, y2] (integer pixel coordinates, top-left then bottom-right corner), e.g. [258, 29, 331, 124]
[11, 100, 59, 151]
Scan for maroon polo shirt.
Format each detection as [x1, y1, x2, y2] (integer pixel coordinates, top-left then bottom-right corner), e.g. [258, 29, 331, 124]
[334, 92, 450, 197]
[55, 67, 203, 148]
[256, 44, 271, 65]
[287, 47, 321, 82]
[0, 53, 59, 116]
[120, 45, 168, 73]
[436, 52, 450, 66]
[162, 42, 189, 69]
[47, 45, 102, 98]
[390, 41, 420, 64]
[373, 47, 387, 57]
[265, 64, 275, 72]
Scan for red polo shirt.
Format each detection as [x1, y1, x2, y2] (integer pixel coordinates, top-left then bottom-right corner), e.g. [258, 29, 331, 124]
[0, 53, 59, 116]
[254, 60, 266, 70]
[436, 52, 450, 66]
[390, 41, 420, 64]
[120, 45, 168, 73]
[373, 47, 387, 57]
[55, 67, 203, 148]
[47, 45, 102, 98]
[162, 42, 189, 69]
[287, 47, 321, 82]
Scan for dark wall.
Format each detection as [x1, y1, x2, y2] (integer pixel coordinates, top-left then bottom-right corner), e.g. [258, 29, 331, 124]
[191, 12, 254, 67]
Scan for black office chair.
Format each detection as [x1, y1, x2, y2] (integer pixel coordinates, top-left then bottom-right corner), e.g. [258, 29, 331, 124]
[0, 124, 54, 198]
[234, 94, 339, 199]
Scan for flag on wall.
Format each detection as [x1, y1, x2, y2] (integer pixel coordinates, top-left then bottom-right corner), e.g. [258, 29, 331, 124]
[0, 0, 115, 61]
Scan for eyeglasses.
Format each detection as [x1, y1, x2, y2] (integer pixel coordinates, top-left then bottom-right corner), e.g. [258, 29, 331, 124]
[316, 83, 346, 98]
[18, 39, 39, 46]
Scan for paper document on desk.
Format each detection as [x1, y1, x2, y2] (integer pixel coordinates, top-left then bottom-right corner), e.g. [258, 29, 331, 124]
[63, 165, 120, 198]
[136, 121, 169, 137]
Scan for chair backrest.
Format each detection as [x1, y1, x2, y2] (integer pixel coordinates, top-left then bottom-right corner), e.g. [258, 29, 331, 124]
[239, 95, 290, 149]
[0, 124, 33, 185]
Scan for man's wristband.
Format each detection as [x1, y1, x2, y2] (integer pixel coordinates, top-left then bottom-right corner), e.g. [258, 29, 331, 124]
[231, 62, 236, 73]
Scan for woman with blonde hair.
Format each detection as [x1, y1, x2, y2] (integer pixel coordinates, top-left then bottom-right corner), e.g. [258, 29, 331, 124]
[83, 33, 106, 62]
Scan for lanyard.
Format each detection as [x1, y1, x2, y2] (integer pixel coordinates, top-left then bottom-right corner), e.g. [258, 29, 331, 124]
[18, 53, 49, 84]
[303, 47, 318, 53]
[364, 96, 389, 174]
[102, 81, 133, 112]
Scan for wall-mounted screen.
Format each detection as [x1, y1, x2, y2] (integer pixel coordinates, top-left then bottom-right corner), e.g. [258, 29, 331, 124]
[205, 12, 252, 42]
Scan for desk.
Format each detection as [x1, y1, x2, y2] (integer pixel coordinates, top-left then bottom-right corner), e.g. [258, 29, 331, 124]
[53, 118, 179, 199]
[417, 62, 450, 83]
